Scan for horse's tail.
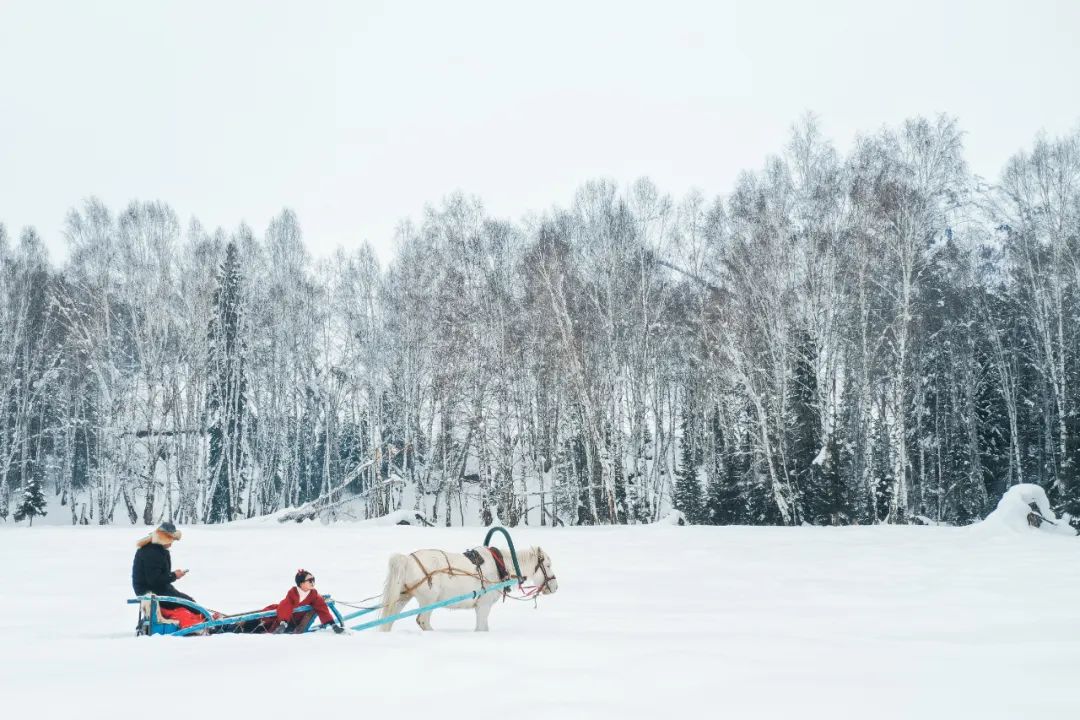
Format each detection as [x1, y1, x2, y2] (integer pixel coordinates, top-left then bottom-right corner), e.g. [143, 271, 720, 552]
[379, 553, 409, 631]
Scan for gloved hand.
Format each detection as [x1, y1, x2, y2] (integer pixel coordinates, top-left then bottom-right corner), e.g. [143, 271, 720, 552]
[272, 621, 288, 635]
[331, 624, 345, 635]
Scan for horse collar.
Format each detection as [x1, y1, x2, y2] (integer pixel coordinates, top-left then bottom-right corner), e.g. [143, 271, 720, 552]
[488, 547, 511, 581]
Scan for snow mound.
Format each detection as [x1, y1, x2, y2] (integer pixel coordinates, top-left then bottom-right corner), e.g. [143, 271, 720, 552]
[654, 510, 688, 526]
[979, 484, 1077, 537]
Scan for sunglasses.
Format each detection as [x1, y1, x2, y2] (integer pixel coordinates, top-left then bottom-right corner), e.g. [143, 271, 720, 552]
[302, 577, 315, 584]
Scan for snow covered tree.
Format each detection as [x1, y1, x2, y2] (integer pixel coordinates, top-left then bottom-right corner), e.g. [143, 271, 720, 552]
[2, 117, 1079, 529]
[789, 329, 824, 523]
[704, 411, 742, 525]
[1, 228, 63, 524]
[850, 116, 967, 523]
[673, 399, 704, 524]
[13, 475, 46, 525]
[206, 239, 250, 523]
[996, 130, 1080, 522]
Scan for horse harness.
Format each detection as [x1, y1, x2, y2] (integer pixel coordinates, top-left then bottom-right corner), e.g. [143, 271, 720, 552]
[467, 547, 512, 582]
[402, 546, 555, 598]
[468, 545, 557, 596]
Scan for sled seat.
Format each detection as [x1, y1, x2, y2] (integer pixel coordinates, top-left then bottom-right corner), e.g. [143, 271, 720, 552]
[128, 594, 215, 636]
[136, 596, 180, 634]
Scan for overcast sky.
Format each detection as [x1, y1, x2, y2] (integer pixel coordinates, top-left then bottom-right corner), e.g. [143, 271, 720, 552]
[1, 0, 1077, 266]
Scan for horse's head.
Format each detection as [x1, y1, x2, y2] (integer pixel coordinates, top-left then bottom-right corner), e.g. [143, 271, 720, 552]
[527, 546, 558, 595]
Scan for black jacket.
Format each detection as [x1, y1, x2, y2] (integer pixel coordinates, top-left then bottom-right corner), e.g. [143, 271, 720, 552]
[132, 542, 194, 602]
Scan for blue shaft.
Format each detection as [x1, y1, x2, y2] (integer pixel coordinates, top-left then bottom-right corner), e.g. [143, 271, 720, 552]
[348, 579, 517, 632]
[336, 605, 381, 623]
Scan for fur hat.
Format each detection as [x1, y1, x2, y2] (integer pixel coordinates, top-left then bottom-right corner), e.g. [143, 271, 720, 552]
[157, 521, 182, 540]
[135, 521, 183, 548]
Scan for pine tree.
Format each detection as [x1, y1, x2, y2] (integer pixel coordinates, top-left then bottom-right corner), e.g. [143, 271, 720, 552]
[673, 399, 704, 524]
[788, 329, 822, 523]
[704, 411, 740, 525]
[1062, 335, 1080, 525]
[817, 432, 849, 524]
[207, 240, 249, 523]
[612, 453, 628, 525]
[871, 403, 893, 523]
[14, 476, 47, 526]
[570, 431, 593, 525]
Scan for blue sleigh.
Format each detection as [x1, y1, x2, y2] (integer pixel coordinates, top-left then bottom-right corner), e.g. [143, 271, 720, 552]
[128, 594, 347, 637]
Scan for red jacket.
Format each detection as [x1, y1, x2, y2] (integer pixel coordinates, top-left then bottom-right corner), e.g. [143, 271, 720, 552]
[270, 587, 335, 625]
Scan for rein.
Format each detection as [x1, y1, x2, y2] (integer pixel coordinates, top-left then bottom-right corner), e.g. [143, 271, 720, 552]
[501, 556, 556, 606]
[497, 549, 557, 604]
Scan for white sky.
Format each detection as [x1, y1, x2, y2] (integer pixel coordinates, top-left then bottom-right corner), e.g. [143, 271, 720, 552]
[1, 0, 1077, 266]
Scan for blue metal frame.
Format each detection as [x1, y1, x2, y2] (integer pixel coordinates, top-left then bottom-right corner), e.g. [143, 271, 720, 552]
[336, 604, 380, 624]
[128, 594, 341, 636]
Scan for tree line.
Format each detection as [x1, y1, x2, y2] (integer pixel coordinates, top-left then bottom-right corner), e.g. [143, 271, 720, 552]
[2, 115, 1079, 528]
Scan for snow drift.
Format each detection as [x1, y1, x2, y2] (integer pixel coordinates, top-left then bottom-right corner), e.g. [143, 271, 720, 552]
[978, 483, 1077, 536]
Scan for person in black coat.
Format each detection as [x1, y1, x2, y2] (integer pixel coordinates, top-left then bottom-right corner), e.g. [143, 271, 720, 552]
[132, 521, 195, 605]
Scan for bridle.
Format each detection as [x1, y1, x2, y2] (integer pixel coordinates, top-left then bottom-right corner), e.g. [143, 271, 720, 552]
[531, 550, 557, 594]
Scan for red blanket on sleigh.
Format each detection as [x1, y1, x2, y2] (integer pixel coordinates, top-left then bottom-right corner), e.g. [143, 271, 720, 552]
[159, 606, 208, 629]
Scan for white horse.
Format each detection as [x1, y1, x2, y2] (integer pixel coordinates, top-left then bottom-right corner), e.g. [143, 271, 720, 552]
[378, 545, 558, 631]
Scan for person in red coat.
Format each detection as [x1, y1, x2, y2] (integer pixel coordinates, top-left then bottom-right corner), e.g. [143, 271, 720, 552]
[267, 569, 344, 634]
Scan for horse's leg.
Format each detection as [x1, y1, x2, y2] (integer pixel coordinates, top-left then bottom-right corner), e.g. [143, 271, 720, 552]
[378, 553, 412, 633]
[474, 597, 494, 632]
[378, 596, 410, 632]
[410, 585, 435, 631]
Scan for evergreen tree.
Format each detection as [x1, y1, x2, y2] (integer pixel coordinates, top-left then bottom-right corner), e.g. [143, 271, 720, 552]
[1062, 320, 1080, 524]
[570, 432, 593, 525]
[704, 410, 740, 524]
[296, 387, 324, 505]
[612, 452, 628, 524]
[1062, 399, 1080, 527]
[14, 476, 47, 525]
[788, 329, 823, 523]
[207, 240, 249, 523]
[817, 432, 849, 524]
[673, 398, 704, 523]
[871, 403, 894, 523]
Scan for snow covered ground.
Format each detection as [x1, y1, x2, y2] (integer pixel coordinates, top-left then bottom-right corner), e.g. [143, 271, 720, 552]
[2, 519, 1078, 719]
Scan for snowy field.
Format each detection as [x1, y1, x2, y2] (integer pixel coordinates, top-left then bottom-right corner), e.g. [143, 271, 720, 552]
[2, 519, 1078, 719]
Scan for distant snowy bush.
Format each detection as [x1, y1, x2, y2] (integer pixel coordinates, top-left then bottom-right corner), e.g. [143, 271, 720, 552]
[980, 484, 1077, 537]
[654, 510, 688, 526]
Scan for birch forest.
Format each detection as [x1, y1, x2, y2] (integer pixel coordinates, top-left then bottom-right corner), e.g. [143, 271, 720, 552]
[3, 115, 1080, 528]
